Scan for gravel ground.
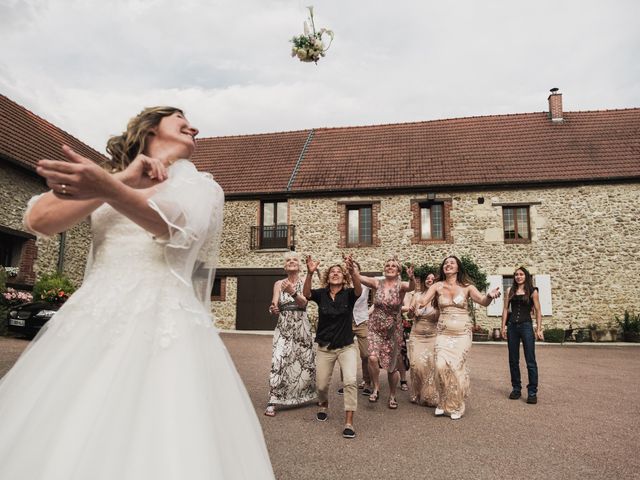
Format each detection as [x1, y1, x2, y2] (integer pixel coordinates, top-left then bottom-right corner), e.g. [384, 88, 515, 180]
[2, 335, 639, 480]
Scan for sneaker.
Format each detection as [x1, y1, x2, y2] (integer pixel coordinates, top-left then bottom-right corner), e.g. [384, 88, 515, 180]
[337, 388, 344, 396]
[361, 387, 373, 396]
[316, 409, 328, 421]
[526, 395, 538, 404]
[342, 424, 356, 439]
[434, 407, 445, 416]
[450, 412, 462, 420]
[509, 390, 521, 400]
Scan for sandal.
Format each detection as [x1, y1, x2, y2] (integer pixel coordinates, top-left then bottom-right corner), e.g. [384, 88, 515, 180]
[368, 390, 379, 403]
[400, 381, 409, 391]
[264, 405, 276, 417]
[388, 397, 398, 409]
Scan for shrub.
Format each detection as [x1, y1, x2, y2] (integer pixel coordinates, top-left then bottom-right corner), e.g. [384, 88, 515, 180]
[543, 328, 564, 343]
[616, 311, 640, 333]
[33, 273, 76, 305]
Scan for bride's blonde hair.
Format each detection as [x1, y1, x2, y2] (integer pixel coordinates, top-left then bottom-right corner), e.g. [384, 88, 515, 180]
[105, 106, 183, 172]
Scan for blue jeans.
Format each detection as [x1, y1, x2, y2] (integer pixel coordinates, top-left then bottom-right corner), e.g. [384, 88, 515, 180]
[507, 322, 538, 396]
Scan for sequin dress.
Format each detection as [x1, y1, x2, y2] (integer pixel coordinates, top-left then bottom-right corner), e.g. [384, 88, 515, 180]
[408, 301, 440, 406]
[434, 286, 472, 417]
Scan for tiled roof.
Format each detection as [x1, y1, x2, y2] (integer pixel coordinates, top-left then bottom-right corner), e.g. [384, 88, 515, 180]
[193, 108, 640, 196]
[0, 94, 107, 172]
[192, 130, 312, 194]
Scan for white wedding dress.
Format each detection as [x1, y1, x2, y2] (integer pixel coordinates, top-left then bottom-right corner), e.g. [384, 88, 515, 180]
[0, 161, 275, 479]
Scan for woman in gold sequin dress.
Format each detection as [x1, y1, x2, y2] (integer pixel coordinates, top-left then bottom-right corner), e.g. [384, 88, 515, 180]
[416, 256, 500, 420]
[406, 273, 440, 407]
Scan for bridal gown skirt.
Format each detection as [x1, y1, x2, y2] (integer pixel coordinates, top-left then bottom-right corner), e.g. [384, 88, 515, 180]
[0, 264, 274, 479]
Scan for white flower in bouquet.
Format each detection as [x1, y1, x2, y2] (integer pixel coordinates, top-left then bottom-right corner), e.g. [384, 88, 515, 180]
[290, 5, 333, 65]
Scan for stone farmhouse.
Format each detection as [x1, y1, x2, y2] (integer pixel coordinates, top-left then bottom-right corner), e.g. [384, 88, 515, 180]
[1, 92, 639, 331]
[0, 94, 105, 291]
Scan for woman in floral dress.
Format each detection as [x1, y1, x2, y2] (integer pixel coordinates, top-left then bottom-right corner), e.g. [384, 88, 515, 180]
[359, 258, 414, 409]
[265, 253, 316, 416]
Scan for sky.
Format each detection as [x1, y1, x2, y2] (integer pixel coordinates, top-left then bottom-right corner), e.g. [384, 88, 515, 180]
[1, 0, 639, 154]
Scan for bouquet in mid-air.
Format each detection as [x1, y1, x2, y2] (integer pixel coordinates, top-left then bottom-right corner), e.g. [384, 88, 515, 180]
[290, 6, 334, 64]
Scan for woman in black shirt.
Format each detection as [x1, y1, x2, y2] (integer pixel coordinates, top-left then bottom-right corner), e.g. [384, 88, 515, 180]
[303, 254, 361, 439]
[500, 267, 544, 404]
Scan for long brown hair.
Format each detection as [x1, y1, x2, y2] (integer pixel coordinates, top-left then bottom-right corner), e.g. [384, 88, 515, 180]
[437, 255, 473, 287]
[105, 106, 183, 171]
[508, 266, 535, 304]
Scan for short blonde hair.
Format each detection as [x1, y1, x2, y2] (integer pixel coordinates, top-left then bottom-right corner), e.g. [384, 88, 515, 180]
[283, 252, 301, 270]
[384, 256, 402, 275]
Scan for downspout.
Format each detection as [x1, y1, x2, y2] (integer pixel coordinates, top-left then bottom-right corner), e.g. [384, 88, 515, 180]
[57, 232, 66, 274]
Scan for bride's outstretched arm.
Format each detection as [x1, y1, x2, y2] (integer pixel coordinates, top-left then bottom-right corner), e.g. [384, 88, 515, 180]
[31, 146, 170, 237]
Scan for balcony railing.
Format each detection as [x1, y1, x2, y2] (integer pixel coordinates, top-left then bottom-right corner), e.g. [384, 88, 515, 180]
[250, 225, 296, 250]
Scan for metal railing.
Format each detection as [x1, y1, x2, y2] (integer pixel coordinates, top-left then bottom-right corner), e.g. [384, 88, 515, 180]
[250, 225, 296, 250]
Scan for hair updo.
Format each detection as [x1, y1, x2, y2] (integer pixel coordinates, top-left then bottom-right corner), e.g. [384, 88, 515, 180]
[105, 106, 183, 172]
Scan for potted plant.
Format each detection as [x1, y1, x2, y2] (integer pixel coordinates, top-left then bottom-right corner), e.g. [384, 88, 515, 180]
[616, 311, 640, 343]
[472, 324, 490, 341]
[588, 323, 608, 342]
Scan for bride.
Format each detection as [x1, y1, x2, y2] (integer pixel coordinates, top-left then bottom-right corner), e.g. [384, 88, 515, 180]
[0, 107, 275, 479]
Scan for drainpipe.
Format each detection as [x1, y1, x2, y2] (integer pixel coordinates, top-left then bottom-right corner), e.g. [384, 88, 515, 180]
[57, 232, 66, 274]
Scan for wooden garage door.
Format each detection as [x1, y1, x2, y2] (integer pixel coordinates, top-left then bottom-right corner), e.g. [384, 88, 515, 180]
[235, 274, 285, 330]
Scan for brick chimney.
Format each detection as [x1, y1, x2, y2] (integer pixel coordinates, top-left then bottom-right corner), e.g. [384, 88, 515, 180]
[548, 87, 563, 123]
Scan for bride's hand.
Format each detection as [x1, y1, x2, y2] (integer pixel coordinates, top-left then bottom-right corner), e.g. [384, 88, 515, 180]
[118, 154, 167, 186]
[37, 145, 113, 200]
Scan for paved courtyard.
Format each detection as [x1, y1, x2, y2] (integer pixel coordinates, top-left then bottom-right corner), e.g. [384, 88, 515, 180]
[2, 335, 639, 479]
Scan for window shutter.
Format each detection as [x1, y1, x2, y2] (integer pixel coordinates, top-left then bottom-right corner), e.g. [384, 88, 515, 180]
[534, 274, 552, 316]
[486, 275, 503, 316]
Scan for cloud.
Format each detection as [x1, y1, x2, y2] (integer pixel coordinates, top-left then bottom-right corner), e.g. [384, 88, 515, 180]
[1, 0, 638, 153]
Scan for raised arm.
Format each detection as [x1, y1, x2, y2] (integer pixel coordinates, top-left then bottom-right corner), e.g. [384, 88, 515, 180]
[32, 146, 170, 237]
[358, 274, 379, 289]
[415, 283, 439, 309]
[29, 147, 169, 236]
[303, 255, 320, 299]
[400, 264, 416, 293]
[469, 284, 501, 307]
[345, 255, 362, 297]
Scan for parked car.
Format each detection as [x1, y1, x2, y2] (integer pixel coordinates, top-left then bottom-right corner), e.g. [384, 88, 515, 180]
[7, 302, 60, 338]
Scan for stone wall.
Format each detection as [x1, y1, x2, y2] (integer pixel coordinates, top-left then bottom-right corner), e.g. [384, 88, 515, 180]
[217, 182, 640, 330]
[0, 162, 90, 289]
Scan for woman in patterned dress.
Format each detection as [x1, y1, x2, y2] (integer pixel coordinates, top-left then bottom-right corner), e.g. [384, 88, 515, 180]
[265, 252, 316, 416]
[406, 272, 440, 407]
[359, 258, 414, 409]
[416, 256, 500, 420]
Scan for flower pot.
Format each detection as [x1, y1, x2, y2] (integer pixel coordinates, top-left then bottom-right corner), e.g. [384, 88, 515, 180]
[492, 328, 502, 341]
[472, 332, 489, 342]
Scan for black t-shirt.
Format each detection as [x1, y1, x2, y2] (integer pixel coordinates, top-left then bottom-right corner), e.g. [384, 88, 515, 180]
[310, 287, 358, 350]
